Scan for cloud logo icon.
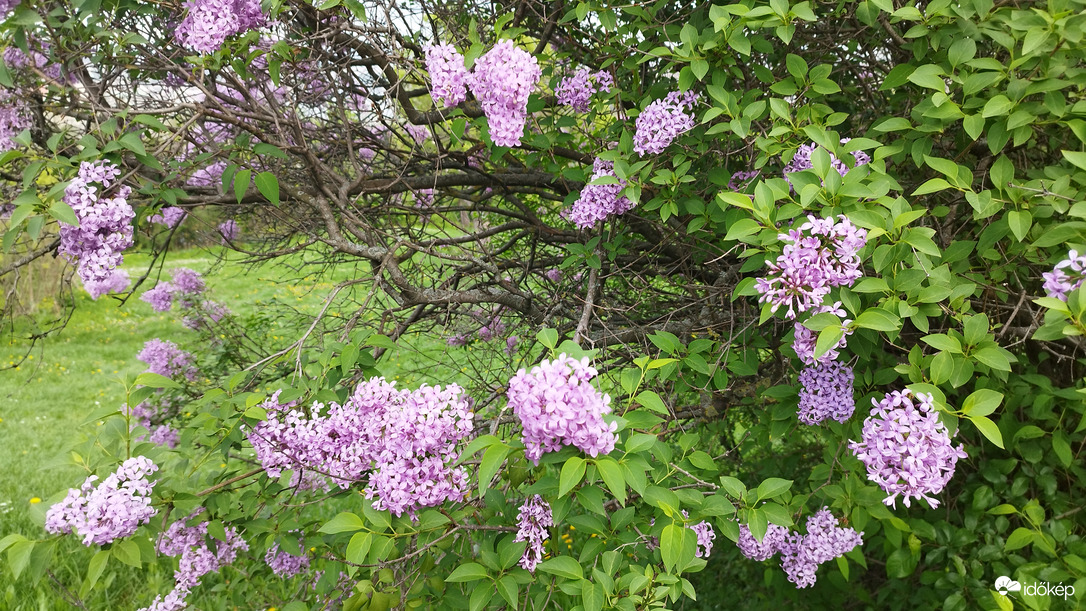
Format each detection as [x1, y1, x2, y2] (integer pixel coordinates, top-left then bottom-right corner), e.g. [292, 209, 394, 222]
[995, 576, 1022, 595]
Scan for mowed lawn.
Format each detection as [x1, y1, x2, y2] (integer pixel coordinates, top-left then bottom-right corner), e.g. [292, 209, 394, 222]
[0, 246, 391, 608]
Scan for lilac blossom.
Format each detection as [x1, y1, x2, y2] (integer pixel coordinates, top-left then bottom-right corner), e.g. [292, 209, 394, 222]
[783, 139, 871, 185]
[1042, 250, 1086, 300]
[141, 510, 249, 611]
[44, 456, 158, 546]
[848, 389, 968, 508]
[137, 338, 197, 380]
[0, 0, 18, 14]
[245, 380, 474, 517]
[514, 495, 553, 572]
[777, 509, 863, 588]
[737, 523, 790, 562]
[505, 335, 519, 356]
[0, 91, 30, 151]
[149, 206, 187, 228]
[633, 90, 699, 156]
[467, 40, 541, 147]
[148, 425, 181, 449]
[140, 268, 205, 312]
[545, 268, 562, 282]
[792, 301, 852, 365]
[556, 67, 612, 112]
[83, 269, 130, 300]
[265, 539, 310, 578]
[406, 123, 429, 145]
[727, 170, 761, 192]
[424, 43, 469, 107]
[681, 510, 716, 558]
[797, 361, 855, 425]
[218, 219, 239, 241]
[507, 354, 617, 463]
[755, 215, 867, 319]
[182, 300, 231, 331]
[174, 0, 266, 54]
[563, 157, 635, 228]
[58, 161, 135, 286]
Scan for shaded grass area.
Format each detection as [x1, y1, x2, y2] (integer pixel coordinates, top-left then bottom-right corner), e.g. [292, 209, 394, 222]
[0, 246, 384, 609]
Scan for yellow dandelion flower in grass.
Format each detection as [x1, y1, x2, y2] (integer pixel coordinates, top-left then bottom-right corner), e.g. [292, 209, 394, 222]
[29, 497, 40, 504]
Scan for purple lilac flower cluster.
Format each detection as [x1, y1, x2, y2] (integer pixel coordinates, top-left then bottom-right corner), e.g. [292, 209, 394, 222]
[633, 90, 699, 155]
[246, 381, 475, 517]
[507, 353, 617, 464]
[83, 269, 130, 300]
[0, 0, 19, 14]
[174, 0, 266, 54]
[737, 508, 862, 588]
[188, 159, 227, 188]
[0, 90, 30, 151]
[148, 206, 187, 229]
[1042, 250, 1086, 300]
[45, 456, 158, 546]
[755, 215, 867, 319]
[137, 338, 197, 380]
[783, 138, 871, 181]
[182, 300, 231, 331]
[424, 44, 469, 107]
[3, 39, 64, 83]
[737, 523, 790, 561]
[467, 40, 542, 147]
[219, 219, 239, 241]
[58, 161, 135, 286]
[849, 389, 968, 508]
[514, 495, 553, 572]
[555, 67, 613, 112]
[130, 400, 181, 449]
[265, 538, 310, 578]
[140, 511, 249, 611]
[792, 301, 852, 365]
[141, 268, 206, 312]
[680, 510, 716, 558]
[727, 170, 761, 192]
[797, 361, 855, 425]
[563, 157, 634, 228]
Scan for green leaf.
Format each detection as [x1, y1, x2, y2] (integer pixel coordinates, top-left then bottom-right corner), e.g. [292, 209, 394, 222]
[961, 389, 1002, 418]
[537, 328, 559, 349]
[537, 556, 583, 580]
[921, 334, 962, 353]
[1065, 150, 1086, 172]
[625, 433, 657, 453]
[660, 523, 696, 573]
[596, 457, 627, 505]
[134, 372, 182, 389]
[317, 512, 365, 534]
[7, 540, 34, 580]
[912, 178, 952, 196]
[635, 390, 669, 415]
[982, 95, 1014, 118]
[756, 478, 792, 501]
[581, 579, 604, 611]
[886, 547, 918, 578]
[478, 443, 511, 497]
[446, 562, 489, 582]
[1052, 431, 1072, 468]
[346, 532, 372, 564]
[1007, 210, 1032, 241]
[559, 456, 587, 497]
[113, 540, 142, 568]
[987, 504, 1017, 515]
[969, 415, 1004, 449]
[234, 169, 251, 203]
[1004, 527, 1034, 552]
[497, 575, 519, 610]
[79, 550, 109, 599]
[813, 325, 844, 361]
[854, 309, 901, 332]
[907, 64, 946, 91]
[255, 172, 280, 205]
[48, 201, 79, 226]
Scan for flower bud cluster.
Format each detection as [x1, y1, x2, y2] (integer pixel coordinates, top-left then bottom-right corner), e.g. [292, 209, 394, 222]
[58, 161, 135, 286]
[556, 67, 613, 112]
[736, 508, 862, 588]
[246, 380, 475, 517]
[174, 0, 266, 54]
[563, 157, 634, 228]
[755, 214, 867, 319]
[507, 353, 617, 464]
[45, 456, 158, 546]
[1042, 249, 1086, 300]
[514, 495, 553, 572]
[633, 90, 699, 155]
[848, 389, 967, 508]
